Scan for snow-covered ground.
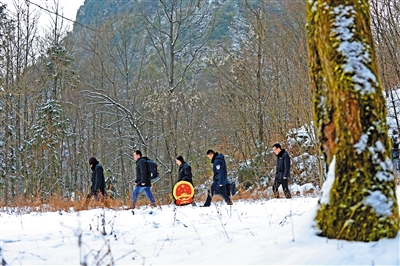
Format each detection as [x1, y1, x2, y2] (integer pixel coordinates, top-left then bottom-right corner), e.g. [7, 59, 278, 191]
[1, 188, 399, 265]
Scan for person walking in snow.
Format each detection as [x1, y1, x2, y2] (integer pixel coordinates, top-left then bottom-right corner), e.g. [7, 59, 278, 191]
[272, 143, 292, 199]
[174, 155, 196, 206]
[175, 155, 193, 185]
[201, 150, 233, 207]
[83, 156, 109, 209]
[131, 150, 157, 209]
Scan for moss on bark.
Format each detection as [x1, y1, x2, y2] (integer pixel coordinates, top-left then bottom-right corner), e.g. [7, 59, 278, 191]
[306, 0, 399, 241]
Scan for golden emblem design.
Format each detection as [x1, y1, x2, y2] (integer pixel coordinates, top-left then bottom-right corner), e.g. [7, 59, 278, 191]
[173, 181, 194, 205]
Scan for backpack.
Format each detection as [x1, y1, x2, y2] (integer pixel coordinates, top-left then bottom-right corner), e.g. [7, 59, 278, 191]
[147, 159, 159, 180]
[226, 180, 237, 196]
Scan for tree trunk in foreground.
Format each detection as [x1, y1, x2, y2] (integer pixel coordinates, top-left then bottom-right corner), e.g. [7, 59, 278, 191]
[306, 0, 399, 241]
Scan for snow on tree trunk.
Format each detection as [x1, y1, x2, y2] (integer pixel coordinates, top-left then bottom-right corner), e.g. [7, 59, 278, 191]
[306, 0, 399, 241]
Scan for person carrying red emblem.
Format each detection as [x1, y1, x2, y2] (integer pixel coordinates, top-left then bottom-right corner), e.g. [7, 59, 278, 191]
[173, 156, 195, 206]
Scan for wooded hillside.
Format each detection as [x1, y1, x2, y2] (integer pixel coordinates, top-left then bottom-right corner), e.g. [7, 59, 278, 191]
[0, 0, 399, 207]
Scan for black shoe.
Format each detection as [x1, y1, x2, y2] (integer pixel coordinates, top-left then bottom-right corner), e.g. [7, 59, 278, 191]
[227, 201, 233, 205]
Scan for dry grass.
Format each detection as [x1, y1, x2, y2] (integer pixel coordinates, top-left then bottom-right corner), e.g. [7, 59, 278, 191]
[0, 193, 127, 213]
[7, 173, 396, 212]
[0, 186, 320, 213]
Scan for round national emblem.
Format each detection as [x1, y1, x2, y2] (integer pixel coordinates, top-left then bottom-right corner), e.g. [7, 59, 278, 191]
[173, 181, 194, 206]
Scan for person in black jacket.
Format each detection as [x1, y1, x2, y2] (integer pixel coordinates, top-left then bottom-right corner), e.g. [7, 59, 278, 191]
[131, 150, 157, 209]
[174, 155, 195, 206]
[175, 155, 193, 185]
[83, 157, 108, 209]
[272, 143, 292, 199]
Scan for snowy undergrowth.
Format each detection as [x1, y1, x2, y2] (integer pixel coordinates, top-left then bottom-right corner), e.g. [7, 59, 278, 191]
[1, 188, 399, 265]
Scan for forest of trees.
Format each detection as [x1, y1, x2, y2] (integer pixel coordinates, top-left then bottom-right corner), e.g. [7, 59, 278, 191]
[0, 0, 399, 211]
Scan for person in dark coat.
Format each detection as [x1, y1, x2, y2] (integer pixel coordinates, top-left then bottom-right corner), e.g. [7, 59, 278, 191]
[175, 155, 193, 185]
[272, 143, 292, 199]
[83, 157, 108, 209]
[131, 150, 157, 209]
[89, 157, 106, 198]
[201, 150, 233, 207]
[174, 155, 195, 206]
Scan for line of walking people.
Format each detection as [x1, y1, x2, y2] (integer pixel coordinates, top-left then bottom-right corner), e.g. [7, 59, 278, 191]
[85, 142, 291, 209]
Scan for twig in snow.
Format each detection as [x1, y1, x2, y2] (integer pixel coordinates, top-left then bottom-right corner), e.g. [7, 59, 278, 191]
[215, 205, 230, 240]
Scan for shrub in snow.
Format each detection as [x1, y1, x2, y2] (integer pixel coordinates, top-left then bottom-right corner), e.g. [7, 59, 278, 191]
[287, 123, 324, 188]
[291, 183, 318, 196]
[232, 123, 323, 195]
[385, 88, 400, 173]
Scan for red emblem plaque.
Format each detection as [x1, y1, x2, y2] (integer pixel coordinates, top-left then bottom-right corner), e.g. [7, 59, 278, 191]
[173, 181, 194, 206]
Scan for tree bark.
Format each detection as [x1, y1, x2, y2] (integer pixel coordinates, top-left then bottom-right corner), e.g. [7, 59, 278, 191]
[307, 0, 399, 241]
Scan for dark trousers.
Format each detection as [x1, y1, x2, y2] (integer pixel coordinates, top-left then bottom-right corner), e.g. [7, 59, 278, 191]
[272, 180, 291, 198]
[203, 181, 231, 206]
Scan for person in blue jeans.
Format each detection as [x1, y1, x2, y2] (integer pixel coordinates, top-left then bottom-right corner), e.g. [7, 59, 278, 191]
[201, 150, 233, 207]
[131, 150, 157, 209]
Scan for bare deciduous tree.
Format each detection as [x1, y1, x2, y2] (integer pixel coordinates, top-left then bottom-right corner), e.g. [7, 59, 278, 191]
[135, 0, 217, 190]
[371, 0, 400, 158]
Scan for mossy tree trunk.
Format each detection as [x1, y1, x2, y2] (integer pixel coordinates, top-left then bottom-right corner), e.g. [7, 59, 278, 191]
[306, 0, 399, 241]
